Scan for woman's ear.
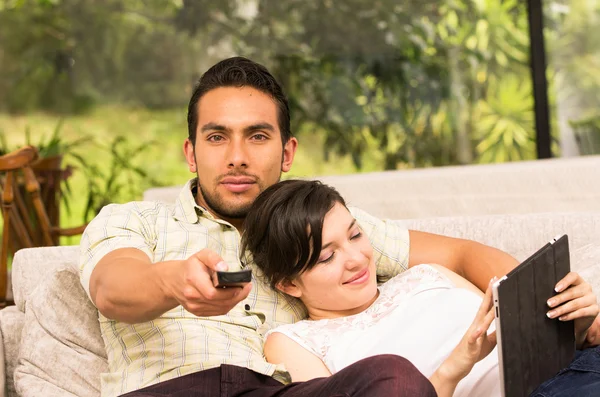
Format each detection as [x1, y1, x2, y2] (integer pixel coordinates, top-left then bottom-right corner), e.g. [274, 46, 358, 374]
[276, 279, 302, 298]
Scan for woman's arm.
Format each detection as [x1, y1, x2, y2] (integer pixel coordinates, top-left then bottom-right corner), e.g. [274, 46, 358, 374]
[427, 264, 483, 297]
[427, 278, 499, 397]
[264, 332, 332, 381]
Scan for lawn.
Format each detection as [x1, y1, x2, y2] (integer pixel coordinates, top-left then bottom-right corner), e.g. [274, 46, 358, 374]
[0, 106, 384, 245]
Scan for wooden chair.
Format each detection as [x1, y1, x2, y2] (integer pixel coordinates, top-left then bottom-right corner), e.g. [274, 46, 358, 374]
[0, 146, 87, 307]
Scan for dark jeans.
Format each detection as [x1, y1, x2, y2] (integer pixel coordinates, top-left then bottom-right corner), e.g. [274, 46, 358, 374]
[531, 346, 600, 397]
[119, 354, 437, 397]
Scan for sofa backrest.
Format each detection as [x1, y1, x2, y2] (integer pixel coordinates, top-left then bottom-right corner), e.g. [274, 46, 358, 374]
[144, 155, 600, 219]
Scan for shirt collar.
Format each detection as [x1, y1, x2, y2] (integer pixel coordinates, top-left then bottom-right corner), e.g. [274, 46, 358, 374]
[173, 178, 207, 223]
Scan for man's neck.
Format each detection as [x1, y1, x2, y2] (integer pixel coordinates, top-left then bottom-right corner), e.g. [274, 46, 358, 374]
[193, 191, 245, 232]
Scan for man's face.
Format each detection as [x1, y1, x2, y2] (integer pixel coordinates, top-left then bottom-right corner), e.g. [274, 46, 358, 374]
[184, 86, 297, 225]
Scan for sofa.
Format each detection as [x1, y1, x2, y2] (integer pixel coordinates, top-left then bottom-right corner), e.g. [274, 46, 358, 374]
[2, 155, 600, 397]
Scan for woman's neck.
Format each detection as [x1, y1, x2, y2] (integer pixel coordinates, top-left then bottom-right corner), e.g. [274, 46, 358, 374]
[306, 290, 380, 321]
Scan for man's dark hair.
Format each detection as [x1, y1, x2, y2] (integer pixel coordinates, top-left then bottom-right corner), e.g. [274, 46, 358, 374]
[241, 179, 346, 289]
[187, 57, 291, 147]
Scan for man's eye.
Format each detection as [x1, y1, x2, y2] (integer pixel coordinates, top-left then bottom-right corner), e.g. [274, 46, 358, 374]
[208, 135, 224, 142]
[251, 134, 268, 141]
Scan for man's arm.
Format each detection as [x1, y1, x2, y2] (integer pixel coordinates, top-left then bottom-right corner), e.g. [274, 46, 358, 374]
[408, 230, 519, 292]
[90, 248, 251, 324]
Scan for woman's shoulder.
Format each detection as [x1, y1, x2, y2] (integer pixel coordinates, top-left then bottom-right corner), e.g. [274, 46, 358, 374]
[381, 264, 453, 291]
[265, 319, 333, 359]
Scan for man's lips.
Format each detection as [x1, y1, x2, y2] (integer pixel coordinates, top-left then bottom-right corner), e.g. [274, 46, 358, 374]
[220, 176, 256, 193]
[343, 268, 369, 285]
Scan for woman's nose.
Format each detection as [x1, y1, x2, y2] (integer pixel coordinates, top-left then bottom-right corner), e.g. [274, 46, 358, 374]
[344, 246, 366, 270]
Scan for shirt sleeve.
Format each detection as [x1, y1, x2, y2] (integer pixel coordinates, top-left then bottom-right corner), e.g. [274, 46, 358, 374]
[79, 201, 159, 302]
[350, 206, 410, 282]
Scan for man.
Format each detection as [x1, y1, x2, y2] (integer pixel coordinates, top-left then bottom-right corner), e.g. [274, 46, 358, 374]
[80, 57, 599, 396]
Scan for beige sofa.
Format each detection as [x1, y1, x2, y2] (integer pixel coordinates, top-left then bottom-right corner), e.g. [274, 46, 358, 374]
[2, 155, 600, 397]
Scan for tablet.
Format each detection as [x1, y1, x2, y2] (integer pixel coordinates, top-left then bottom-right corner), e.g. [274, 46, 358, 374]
[492, 234, 575, 397]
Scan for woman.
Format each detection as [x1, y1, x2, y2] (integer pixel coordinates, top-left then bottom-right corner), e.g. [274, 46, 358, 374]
[241, 180, 599, 397]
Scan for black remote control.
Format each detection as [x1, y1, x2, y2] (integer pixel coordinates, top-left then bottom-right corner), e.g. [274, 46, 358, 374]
[212, 269, 252, 288]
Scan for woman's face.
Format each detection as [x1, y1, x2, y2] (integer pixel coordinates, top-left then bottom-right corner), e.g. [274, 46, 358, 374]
[279, 202, 378, 319]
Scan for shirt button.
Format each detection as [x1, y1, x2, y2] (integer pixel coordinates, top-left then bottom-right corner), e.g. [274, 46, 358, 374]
[244, 304, 251, 311]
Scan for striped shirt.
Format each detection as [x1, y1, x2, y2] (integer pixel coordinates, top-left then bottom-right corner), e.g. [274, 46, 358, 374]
[79, 178, 410, 397]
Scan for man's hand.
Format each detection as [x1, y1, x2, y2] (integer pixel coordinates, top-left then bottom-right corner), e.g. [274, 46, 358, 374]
[163, 249, 252, 317]
[546, 272, 599, 348]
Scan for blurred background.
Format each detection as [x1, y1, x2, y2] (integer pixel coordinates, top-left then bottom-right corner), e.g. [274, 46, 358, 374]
[0, 0, 599, 242]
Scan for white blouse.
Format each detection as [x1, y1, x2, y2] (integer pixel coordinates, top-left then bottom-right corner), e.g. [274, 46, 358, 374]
[267, 265, 500, 397]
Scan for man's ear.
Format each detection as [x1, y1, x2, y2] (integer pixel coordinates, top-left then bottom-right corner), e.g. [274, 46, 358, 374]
[183, 139, 197, 173]
[276, 279, 302, 298]
[281, 137, 298, 173]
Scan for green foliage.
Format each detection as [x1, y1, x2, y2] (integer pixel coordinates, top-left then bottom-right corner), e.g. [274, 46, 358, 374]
[70, 135, 165, 221]
[0, 115, 165, 222]
[475, 75, 536, 163]
[1, 0, 599, 172]
[570, 115, 600, 155]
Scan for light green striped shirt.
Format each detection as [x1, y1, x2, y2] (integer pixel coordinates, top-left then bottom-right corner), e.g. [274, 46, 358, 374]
[79, 178, 410, 396]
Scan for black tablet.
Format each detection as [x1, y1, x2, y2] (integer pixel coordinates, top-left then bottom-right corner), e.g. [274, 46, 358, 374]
[492, 234, 575, 397]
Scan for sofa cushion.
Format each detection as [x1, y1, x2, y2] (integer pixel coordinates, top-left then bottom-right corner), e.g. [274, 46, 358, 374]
[14, 266, 107, 397]
[0, 306, 24, 397]
[12, 246, 80, 313]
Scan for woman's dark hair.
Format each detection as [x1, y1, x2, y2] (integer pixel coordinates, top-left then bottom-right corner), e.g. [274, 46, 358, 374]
[187, 56, 291, 147]
[241, 179, 346, 289]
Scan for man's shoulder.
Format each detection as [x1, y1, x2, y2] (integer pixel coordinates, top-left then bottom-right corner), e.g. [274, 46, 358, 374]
[85, 200, 177, 234]
[348, 206, 371, 219]
[98, 200, 175, 217]
[348, 206, 384, 226]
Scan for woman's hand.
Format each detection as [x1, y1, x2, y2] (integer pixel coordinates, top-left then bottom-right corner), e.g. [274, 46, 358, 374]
[429, 279, 498, 397]
[546, 272, 599, 348]
[446, 278, 498, 379]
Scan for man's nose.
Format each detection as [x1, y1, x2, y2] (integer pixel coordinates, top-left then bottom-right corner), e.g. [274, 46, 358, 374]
[227, 137, 249, 168]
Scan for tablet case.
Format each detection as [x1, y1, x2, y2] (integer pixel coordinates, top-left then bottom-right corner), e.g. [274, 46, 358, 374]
[496, 235, 575, 397]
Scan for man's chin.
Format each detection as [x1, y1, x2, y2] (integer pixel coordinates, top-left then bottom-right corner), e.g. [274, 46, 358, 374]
[213, 197, 255, 219]
[200, 184, 260, 220]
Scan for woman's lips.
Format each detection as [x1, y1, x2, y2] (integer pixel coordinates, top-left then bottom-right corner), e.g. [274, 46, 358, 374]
[343, 268, 369, 285]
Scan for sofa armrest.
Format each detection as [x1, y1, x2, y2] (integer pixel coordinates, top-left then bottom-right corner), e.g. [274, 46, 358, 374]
[0, 306, 25, 397]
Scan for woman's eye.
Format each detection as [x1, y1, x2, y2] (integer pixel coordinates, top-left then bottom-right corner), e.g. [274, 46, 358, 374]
[319, 252, 335, 264]
[350, 231, 362, 240]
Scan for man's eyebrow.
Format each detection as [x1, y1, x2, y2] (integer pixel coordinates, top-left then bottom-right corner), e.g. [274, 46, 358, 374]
[321, 219, 357, 251]
[200, 122, 229, 134]
[199, 122, 275, 134]
[243, 123, 275, 134]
